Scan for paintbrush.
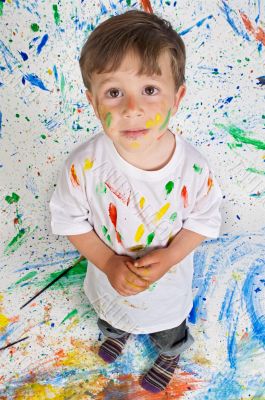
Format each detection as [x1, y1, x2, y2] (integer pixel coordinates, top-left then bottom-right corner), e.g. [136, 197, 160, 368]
[0, 336, 29, 351]
[20, 255, 86, 310]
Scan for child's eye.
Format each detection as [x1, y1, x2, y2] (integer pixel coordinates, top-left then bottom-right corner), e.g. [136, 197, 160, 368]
[107, 88, 122, 98]
[144, 86, 159, 95]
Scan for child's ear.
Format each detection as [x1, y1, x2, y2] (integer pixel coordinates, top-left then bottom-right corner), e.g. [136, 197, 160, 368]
[85, 90, 100, 119]
[172, 84, 186, 115]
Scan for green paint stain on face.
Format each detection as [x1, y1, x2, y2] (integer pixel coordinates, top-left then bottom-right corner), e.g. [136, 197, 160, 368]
[193, 164, 203, 174]
[159, 109, 171, 131]
[146, 232, 155, 246]
[246, 167, 265, 176]
[31, 23, 39, 32]
[165, 181, 174, 195]
[52, 4, 60, 25]
[96, 182, 106, 194]
[36, 258, 87, 290]
[5, 192, 20, 204]
[15, 271, 37, 285]
[216, 123, 265, 150]
[60, 309, 78, 324]
[105, 112, 112, 128]
[169, 212, 177, 222]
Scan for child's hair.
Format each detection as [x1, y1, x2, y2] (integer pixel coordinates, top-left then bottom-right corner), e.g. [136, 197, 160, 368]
[79, 10, 186, 92]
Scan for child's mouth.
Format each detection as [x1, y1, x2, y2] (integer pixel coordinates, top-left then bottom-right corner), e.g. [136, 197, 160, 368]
[121, 129, 148, 138]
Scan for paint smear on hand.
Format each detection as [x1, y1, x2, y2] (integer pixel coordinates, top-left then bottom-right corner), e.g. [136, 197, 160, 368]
[153, 202, 170, 222]
[135, 224, 145, 242]
[181, 185, 188, 208]
[70, 164, 80, 187]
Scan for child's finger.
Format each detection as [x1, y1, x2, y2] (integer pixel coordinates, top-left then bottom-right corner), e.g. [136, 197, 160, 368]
[126, 263, 150, 280]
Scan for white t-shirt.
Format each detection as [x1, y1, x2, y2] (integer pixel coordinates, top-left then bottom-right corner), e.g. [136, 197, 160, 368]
[49, 130, 222, 333]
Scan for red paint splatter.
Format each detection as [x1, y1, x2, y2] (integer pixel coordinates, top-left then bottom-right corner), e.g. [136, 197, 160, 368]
[109, 203, 117, 228]
[181, 185, 188, 208]
[105, 181, 131, 205]
[240, 11, 265, 45]
[70, 164, 80, 187]
[141, 0, 153, 14]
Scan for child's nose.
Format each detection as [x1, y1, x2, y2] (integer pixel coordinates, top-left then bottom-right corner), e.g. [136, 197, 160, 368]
[122, 95, 143, 118]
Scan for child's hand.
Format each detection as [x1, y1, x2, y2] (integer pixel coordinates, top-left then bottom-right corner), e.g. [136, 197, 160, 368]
[126, 248, 171, 284]
[104, 254, 150, 297]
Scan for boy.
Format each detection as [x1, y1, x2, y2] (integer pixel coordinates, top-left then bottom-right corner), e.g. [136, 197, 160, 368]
[49, 10, 222, 393]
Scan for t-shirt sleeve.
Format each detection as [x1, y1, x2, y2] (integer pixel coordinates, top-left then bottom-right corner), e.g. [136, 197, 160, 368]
[182, 164, 223, 238]
[49, 159, 94, 235]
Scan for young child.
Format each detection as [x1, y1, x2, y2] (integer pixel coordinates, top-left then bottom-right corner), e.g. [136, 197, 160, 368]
[49, 10, 223, 393]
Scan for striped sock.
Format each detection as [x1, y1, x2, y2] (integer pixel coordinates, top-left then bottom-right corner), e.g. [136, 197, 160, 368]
[140, 353, 180, 393]
[98, 333, 130, 363]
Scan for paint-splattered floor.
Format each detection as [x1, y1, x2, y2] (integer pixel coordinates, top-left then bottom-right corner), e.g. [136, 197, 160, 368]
[0, 231, 264, 399]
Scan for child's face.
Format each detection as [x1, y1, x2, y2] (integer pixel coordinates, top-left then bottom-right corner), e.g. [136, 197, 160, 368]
[86, 50, 186, 155]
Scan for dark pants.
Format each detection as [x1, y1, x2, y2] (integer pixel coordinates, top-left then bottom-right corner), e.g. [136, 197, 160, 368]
[97, 318, 194, 357]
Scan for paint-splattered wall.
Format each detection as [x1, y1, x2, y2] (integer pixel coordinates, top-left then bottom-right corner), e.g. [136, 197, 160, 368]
[0, 1, 264, 399]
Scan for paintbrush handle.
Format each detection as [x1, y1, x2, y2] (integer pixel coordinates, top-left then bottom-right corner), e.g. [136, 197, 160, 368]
[0, 336, 29, 351]
[20, 255, 85, 309]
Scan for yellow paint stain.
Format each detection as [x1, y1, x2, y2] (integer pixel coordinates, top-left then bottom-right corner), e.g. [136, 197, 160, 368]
[146, 113, 162, 128]
[56, 345, 105, 369]
[134, 224, 145, 242]
[0, 313, 10, 331]
[14, 375, 108, 399]
[128, 244, 145, 252]
[65, 317, 80, 332]
[139, 196, 145, 209]
[130, 141, 140, 149]
[193, 353, 211, 366]
[0, 293, 4, 303]
[232, 271, 243, 281]
[47, 68, 53, 75]
[83, 158, 94, 171]
[153, 202, 170, 222]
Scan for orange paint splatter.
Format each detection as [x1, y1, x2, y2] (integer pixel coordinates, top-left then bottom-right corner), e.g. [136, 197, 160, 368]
[109, 203, 117, 228]
[181, 185, 188, 208]
[207, 177, 213, 193]
[240, 11, 265, 45]
[70, 164, 80, 187]
[141, 0, 153, 14]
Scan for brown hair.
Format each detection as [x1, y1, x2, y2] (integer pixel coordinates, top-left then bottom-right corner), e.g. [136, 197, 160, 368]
[79, 10, 186, 92]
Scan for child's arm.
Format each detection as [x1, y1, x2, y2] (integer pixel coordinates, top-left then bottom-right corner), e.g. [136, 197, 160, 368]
[67, 230, 150, 296]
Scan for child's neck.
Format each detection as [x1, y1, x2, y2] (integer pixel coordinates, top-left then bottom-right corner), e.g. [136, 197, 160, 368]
[114, 129, 176, 171]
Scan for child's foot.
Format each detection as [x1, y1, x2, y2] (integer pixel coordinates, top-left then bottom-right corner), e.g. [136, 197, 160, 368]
[140, 353, 180, 393]
[98, 333, 131, 363]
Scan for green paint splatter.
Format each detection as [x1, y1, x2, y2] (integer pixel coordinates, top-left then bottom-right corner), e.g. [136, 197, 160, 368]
[52, 4, 60, 25]
[159, 109, 171, 131]
[169, 212, 177, 222]
[209, 131, 214, 136]
[146, 232, 155, 246]
[148, 282, 158, 291]
[126, 0, 131, 6]
[35, 258, 87, 290]
[246, 167, 265, 176]
[165, 181, 174, 195]
[60, 309, 78, 324]
[4, 226, 37, 256]
[102, 225, 113, 245]
[15, 271, 37, 285]
[60, 73, 65, 95]
[31, 23, 39, 32]
[0, 1, 4, 16]
[41, 134, 46, 139]
[193, 164, 203, 174]
[227, 142, 243, 149]
[105, 112, 112, 128]
[5, 192, 20, 204]
[216, 123, 265, 150]
[96, 182, 106, 194]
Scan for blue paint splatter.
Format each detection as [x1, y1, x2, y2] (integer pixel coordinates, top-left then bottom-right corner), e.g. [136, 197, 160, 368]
[219, 1, 250, 41]
[179, 15, 213, 36]
[22, 73, 49, 91]
[37, 34, 49, 55]
[18, 51, 28, 61]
